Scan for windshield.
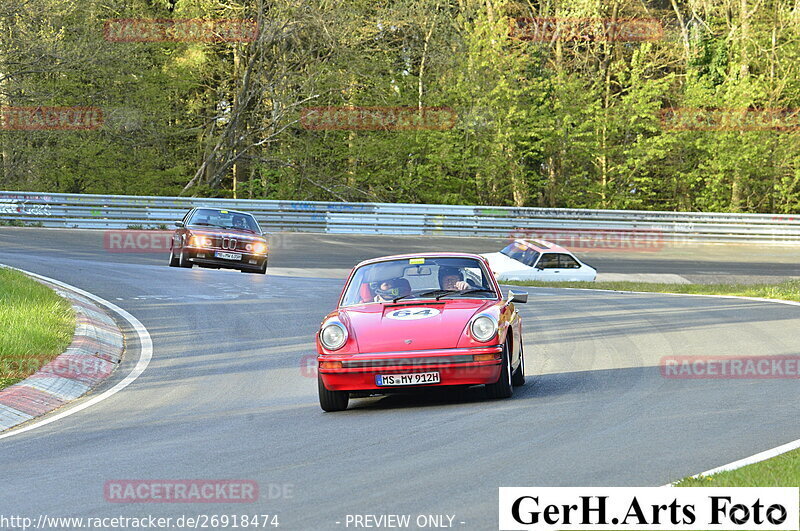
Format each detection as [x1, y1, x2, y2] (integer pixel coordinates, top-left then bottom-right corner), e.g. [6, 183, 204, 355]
[500, 242, 540, 267]
[187, 208, 261, 233]
[340, 257, 497, 306]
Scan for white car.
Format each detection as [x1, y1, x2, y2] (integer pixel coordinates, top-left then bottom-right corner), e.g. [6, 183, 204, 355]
[482, 239, 597, 282]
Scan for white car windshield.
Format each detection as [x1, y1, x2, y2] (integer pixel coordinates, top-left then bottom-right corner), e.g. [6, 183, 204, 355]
[500, 242, 540, 267]
[340, 257, 497, 306]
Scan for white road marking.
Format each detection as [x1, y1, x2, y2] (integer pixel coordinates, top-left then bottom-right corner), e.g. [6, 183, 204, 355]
[595, 273, 691, 284]
[0, 266, 152, 440]
[533, 285, 800, 484]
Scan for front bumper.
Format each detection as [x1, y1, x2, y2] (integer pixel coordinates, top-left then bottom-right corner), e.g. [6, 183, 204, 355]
[318, 345, 503, 391]
[185, 247, 267, 269]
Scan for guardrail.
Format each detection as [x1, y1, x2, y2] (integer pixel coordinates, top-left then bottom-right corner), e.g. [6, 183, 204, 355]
[2, 190, 800, 244]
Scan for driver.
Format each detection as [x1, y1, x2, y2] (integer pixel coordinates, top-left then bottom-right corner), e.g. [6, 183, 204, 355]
[232, 215, 248, 229]
[438, 267, 471, 291]
[373, 278, 411, 302]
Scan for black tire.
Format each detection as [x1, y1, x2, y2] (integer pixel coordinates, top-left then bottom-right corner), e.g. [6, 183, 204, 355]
[242, 261, 267, 274]
[318, 375, 349, 412]
[485, 341, 513, 399]
[512, 336, 526, 387]
[178, 248, 193, 268]
[168, 247, 179, 267]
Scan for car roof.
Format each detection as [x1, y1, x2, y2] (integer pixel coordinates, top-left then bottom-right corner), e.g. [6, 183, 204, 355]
[191, 207, 255, 217]
[513, 239, 572, 254]
[354, 252, 490, 269]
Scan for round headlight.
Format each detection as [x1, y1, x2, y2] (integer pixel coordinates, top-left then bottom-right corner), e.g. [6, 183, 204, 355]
[253, 242, 267, 254]
[470, 315, 498, 342]
[191, 236, 211, 247]
[320, 322, 347, 350]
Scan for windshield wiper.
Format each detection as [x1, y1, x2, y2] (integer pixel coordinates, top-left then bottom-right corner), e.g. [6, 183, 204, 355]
[392, 289, 450, 303]
[437, 288, 495, 299]
[191, 222, 227, 229]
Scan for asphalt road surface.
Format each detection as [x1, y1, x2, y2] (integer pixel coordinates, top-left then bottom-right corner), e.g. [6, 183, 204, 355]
[1, 228, 799, 530]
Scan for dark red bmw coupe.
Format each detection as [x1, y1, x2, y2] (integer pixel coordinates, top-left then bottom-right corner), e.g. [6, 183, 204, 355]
[169, 207, 268, 274]
[316, 253, 528, 411]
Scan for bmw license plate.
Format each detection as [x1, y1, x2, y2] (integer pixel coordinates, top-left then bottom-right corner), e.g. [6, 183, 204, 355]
[376, 372, 440, 386]
[215, 251, 242, 260]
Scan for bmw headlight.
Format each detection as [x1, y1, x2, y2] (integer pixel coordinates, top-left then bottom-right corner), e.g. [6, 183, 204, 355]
[470, 315, 498, 342]
[320, 322, 347, 350]
[253, 242, 267, 255]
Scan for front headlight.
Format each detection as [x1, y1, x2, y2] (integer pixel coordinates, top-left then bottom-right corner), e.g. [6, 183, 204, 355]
[320, 322, 347, 350]
[190, 235, 212, 247]
[470, 315, 498, 342]
[246, 242, 267, 254]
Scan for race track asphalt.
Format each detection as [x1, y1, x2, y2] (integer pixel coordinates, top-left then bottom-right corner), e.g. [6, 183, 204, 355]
[1, 227, 799, 529]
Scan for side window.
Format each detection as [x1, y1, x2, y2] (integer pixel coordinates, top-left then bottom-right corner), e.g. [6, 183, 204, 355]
[558, 254, 580, 269]
[537, 254, 559, 269]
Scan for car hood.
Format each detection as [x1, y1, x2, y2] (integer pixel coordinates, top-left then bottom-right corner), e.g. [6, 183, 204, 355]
[481, 252, 530, 274]
[340, 299, 496, 353]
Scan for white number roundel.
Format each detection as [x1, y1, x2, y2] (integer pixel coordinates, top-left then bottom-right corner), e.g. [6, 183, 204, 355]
[385, 307, 441, 320]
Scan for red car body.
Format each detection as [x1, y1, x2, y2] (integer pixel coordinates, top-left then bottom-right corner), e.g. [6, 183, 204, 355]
[169, 207, 268, 274]
[316, 252, 527, 411]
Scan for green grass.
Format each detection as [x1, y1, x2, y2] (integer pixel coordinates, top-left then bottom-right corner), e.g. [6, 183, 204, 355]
[506, 279, 800, 303]
[510, 278, 800, 487]
[0, 268, 75, 390]
[676, 450, 800, 486]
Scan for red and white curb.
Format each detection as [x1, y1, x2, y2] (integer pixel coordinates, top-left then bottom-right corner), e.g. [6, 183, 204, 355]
[0, 267, 151, 437]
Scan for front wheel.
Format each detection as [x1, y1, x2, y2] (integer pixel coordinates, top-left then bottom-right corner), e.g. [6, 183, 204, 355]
[168, 247, 179, 267]
[242, 260, 267, 274]
[178, 248, 193, 268]
[318, 375, 349, 412]
[485, 341, 513, 399]
[511, 337, 525, 387]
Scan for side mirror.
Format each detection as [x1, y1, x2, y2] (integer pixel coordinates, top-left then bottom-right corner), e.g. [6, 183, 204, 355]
[508, 290, 528, 304]
[174, 221, 184, 228]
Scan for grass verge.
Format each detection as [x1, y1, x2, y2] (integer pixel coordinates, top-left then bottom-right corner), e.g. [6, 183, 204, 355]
[0, 268, 75, 390]
[675, 450, 800, 486]
[505, 278, 800, 302]
[509, 277, 800, 487]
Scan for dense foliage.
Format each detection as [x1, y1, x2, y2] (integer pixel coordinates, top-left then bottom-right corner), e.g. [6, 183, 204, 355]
[1, 0, 799, 212]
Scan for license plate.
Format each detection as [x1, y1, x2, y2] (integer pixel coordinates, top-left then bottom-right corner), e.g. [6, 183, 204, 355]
[215, 251, 242, 260]
[376, 372, 440, 386]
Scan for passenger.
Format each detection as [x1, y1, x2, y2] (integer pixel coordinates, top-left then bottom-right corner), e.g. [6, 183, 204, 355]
[373, 278, 412, 302]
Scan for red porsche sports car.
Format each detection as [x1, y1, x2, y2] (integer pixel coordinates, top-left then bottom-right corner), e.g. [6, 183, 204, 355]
[316, 253, 528, 411]
[169, 207, 268, 274]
